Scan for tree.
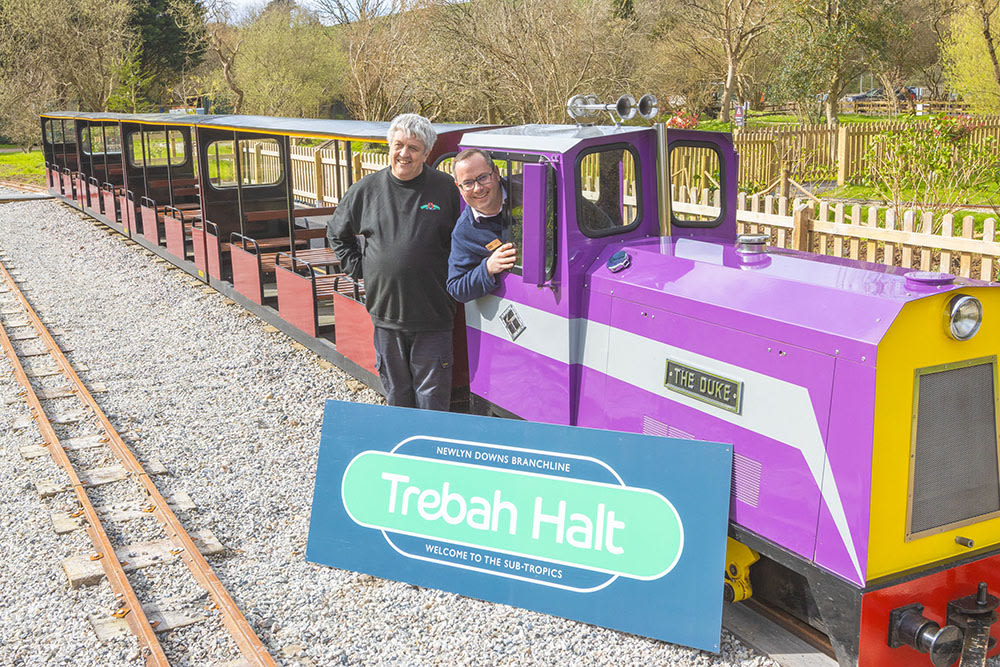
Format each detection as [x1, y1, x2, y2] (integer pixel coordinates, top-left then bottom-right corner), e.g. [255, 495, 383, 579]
[673, 0, 779, 122]
[130, 0, 206, 99]
[942, 0, 1000, 111]
[106, 43, 156, 112]
[235, 2, 345, 117]
[770, 0, 901, 124]
[0, 0, 136, 112]
[198, 0, 246, 112]
[314, 0, 424, 120]
[429, 0, 637, 124]
[864, 114, 1000, 230]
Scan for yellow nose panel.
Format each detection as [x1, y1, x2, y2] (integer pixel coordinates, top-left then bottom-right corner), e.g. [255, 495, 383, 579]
[868, 287, 1000, 581]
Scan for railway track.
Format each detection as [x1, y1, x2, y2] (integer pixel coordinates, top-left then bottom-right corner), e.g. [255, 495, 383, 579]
[0, 251, 275, 666]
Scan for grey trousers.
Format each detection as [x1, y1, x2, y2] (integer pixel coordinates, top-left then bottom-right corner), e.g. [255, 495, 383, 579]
[373, 326, 453, 411]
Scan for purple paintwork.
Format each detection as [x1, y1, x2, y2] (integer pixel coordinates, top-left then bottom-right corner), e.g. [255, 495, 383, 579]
[459, 122, 992, 585]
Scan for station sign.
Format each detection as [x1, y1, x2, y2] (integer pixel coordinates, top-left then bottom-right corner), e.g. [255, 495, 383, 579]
[306, 401, 733, 653]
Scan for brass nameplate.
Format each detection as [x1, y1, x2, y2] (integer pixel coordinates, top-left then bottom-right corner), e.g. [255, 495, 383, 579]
[665, 360, 743, 414]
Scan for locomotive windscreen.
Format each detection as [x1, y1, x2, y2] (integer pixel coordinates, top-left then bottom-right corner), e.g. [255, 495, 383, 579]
[909, 358, 1000, 537]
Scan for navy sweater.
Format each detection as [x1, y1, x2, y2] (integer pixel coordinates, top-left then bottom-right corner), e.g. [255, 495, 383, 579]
[447, 205, 511, 303]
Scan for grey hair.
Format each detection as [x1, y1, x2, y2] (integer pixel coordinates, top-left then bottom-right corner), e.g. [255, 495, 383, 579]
[387, 113, 436, 153]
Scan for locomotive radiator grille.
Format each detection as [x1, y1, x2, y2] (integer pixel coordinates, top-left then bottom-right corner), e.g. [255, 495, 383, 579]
[908, 357, 1000, 538]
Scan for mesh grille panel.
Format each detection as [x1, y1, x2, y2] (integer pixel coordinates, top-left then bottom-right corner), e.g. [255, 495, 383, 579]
[911, 362, 1000, 535]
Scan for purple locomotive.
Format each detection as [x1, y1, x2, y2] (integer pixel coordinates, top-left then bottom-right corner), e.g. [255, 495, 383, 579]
[456, 96, 1000, 667]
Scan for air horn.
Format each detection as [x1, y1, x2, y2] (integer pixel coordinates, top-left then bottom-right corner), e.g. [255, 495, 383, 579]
[566, 94, 659, 125]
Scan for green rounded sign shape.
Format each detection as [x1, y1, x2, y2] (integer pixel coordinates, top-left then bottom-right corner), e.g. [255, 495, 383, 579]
[341, 451, 684, 580]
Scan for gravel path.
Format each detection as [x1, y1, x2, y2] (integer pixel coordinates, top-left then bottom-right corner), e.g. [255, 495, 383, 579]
[0, 192, 784, 666]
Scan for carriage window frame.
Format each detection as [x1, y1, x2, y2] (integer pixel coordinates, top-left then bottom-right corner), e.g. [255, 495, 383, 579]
[205, 137, 284, 191]
[126, 129, 187, 168]
[574, 142, 643, 238]
[668, 140, 727, 229]
[44, 119, 59, 145]
[82, 125, 121, 155]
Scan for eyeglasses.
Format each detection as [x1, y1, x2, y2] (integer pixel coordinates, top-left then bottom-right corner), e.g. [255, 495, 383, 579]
[457, 172, 494, 191]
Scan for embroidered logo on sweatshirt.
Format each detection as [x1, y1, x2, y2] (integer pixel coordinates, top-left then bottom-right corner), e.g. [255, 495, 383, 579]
[420, 202, 441, 211]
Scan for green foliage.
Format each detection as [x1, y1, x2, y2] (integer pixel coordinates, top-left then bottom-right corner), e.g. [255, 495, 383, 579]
[129, 0, 205, 84]
[864, 114, 1000, 231]
[235, 3, 345, 117]
[768, 0, 902, 122]
[106, 43, 155, 113]
[942, 5, 1000, 112]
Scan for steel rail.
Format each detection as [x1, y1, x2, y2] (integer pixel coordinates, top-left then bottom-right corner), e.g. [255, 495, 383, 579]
[0, 179, 48, 193]
[0, 264, 168, 665]
[0, 259, 276, 666]
[742, 598, 836, 659]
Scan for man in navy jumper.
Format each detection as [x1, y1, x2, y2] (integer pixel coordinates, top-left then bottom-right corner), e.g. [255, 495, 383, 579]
[328, 114, 460, 411]
[447, 148, 517, 303]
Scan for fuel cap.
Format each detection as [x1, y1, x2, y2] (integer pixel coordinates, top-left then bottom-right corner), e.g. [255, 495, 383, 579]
[607, 250, 631, 273]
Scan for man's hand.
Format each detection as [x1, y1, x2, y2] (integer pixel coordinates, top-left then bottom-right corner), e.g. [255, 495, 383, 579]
[486, 243, 517, 275]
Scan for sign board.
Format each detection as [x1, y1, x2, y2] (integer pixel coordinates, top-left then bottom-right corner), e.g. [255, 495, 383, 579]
[733, 105, 745, 127]
[307, 401, 733, 653]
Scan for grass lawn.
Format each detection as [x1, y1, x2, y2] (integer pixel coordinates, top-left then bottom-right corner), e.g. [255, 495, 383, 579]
[694, 111, 906, 132]
[0, 149, 45, 185]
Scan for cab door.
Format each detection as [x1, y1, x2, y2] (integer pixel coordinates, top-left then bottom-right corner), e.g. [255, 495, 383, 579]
[465, 134, 660, 426]
[462, 149, 571, 423]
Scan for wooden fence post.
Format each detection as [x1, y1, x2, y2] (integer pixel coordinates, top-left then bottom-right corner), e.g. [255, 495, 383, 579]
[254, 142, 263, 183]
[836, 124, 850, 186]
[792, 203, 813, 252]
[314, 149, 324, 204]
[352, 153, 363, 183]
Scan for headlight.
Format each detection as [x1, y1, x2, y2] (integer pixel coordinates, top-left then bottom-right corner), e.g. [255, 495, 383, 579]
[945, 295, 983, 341]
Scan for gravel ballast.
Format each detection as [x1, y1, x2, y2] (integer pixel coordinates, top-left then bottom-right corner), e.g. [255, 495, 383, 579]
[0, 192, 932, 666]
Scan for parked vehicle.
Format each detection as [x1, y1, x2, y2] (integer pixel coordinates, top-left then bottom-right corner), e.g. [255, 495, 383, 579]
[844, 87, 918, 103]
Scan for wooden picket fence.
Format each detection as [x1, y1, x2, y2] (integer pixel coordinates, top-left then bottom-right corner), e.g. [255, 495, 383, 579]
[673, 186, 1000, 282]
[731, 116, 1000, 189]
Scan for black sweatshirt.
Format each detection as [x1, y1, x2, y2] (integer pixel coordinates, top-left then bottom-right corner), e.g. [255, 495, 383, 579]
[327, 166, 461, 331]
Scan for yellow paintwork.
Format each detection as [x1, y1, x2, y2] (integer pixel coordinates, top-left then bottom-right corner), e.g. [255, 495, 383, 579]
[724, 537, 759, 602]
[868, 286, 1000, 580]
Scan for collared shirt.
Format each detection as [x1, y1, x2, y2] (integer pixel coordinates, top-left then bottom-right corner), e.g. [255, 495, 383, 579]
[469, 187, 508, 223]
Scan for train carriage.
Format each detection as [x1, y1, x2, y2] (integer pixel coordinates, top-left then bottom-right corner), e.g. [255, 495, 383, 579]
[38, 105, 1000, 667]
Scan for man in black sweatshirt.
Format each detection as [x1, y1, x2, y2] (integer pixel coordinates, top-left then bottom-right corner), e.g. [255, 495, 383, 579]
[327, 114, 460, 411]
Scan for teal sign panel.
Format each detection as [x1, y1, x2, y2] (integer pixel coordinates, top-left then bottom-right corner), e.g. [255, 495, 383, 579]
[306, 401, 732, 652]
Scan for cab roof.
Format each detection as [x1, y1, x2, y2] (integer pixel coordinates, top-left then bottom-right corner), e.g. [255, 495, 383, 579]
[460, 123, 653, 154]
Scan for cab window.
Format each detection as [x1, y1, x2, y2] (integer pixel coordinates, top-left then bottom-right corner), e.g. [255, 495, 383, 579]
[669, 142, 725, 227]
[575, 143, 641, 237]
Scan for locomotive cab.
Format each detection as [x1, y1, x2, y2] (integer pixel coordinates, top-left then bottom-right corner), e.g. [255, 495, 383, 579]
[458, 111, 1000, 667]
[458, 122, 738, 426]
